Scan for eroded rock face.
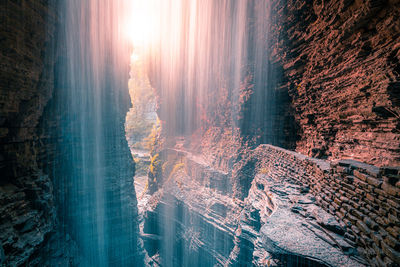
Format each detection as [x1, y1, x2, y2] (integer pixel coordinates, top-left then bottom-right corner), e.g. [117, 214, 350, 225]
[271, 0, 400, 166]
[145, 1, 400, 263]
[143, 129, 400, 265]
[148, 1, 400, 166]
[252, 144, 400, 266]
[39, 0, 144, 264]
[0, 1, 58, 265]
[140, 145, 364, 266]
[1, 1, 144, 265]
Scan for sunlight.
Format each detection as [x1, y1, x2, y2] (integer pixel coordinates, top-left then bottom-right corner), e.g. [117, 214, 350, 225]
[131, 53, 140, 62]
[124, 0, 160, 48]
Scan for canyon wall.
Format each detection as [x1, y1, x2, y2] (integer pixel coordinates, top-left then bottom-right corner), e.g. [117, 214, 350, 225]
[147, 0, 400, 266]
[146, 128, 399, 266]
[0, 1, 58, 265]
[271, 0, 400, 166]
[149, 0, 400, 166]
[1, 1, 143, 265]
[38, 1, 144, 265]
[1, 0, 399, 265]
[252, 144, 400, 266]
[143, 136, 369, 266]
[147, 0, 300, 149]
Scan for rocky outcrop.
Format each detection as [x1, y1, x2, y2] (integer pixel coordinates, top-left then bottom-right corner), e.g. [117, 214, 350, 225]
[271, 0, 400, 166]
[252, 144, 400, 266]
[1, 1, 145, 265]
[140, 144, 366, 266]
[144, 131, 399, 265]
[148, 0, 400, 166]
[254, 172, 363, 266]
[146, 1, 400, 266]
[43, 1, 144, 265]
[0, 1, 58, 265]
[146, 0, 400, 266]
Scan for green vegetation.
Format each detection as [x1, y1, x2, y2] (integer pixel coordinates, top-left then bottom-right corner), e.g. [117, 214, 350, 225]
[149, 153, 160, 176]
[259, 167, 270, 174]
[125, 53, 161, 178]
[168, 162, 185, 182]
[125, 54, 158, 150]
[143, 118, 161, 153]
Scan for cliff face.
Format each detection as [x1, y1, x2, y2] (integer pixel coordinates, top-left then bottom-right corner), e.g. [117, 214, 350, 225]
[0, 1, 58, 265]
[1, 0, 399, 265]
[146, 0, 400, 266]
[147, 0, 400, 196]
[149, 0, 400, 167]
[271, 0, 400, 166]
[1, 1, 143, 265]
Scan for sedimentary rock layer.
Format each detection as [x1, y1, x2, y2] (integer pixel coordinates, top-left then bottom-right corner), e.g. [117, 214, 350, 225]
[271, 0, 400, 165]
[253, 144, 400, 266]
[0, 1, 58, 265]
[142, 143, 371, 266]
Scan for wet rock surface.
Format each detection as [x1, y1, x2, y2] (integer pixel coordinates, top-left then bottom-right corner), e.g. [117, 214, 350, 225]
[1, 0, 399, 265]
[1, 1, 144, 265]
[26, 229, 81, 266]
[0, 1, 58, 265]
[138, 147, 365, 266]
[138, 150, 239, 266]
[251, 144, 400, 266]
[257, 173, 364, 266]
[0, 172, 56, 266]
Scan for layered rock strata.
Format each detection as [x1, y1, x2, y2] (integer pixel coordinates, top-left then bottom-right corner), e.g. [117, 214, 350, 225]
[271, 0, 400, 165]
[253, 144, 400, 266]
[1, 1, 144, 265]
[140, 142, 369, 266]
[0, 1, 58, 265]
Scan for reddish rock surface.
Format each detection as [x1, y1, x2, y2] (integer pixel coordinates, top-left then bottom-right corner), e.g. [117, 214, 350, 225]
[271, 0, 400, 166]
[148, 1, 400, 265]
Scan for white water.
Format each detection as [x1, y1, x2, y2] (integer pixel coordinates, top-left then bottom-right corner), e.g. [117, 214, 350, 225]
[54, 0, 278, 266]
[141, 0, 276, 141]
[54, 1, 142, 266]
[132, 1, 278, 266]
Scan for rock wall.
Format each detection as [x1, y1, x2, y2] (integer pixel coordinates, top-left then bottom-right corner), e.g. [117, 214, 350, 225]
[0, 1, 58, 265]
[1, 1, 144, 265]
[253, 144, 400, 266]
[182, 127, 400, 265]
[143, 143, 366, 266]
[149, 0, 400, 166]
[39, 1, 144, 264]
[148, 128, 399, 266]
[146, 0, 400, 265]
[271, 0, 400, 166]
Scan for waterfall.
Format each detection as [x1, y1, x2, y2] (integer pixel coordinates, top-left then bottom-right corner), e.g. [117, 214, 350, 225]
[134, 1, 283, 266]
[53, 1, 143, 265]
[146, 0, 279, 144]
[52, 0, 280, 265]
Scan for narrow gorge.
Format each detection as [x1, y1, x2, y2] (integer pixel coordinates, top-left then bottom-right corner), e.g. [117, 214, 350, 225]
[0, 0, 399, 266]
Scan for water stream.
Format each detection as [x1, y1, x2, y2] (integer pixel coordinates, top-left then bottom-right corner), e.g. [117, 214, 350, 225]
[145, 0, 280, 140]
[53, 0, 297, 266]
[52, 1, 142, 265]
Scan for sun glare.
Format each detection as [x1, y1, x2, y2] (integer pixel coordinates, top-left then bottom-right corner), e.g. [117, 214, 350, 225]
[124, 1, 160, 47]
[131, 53, 139, 62]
